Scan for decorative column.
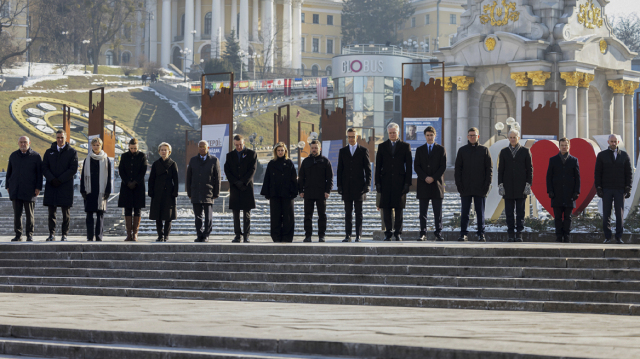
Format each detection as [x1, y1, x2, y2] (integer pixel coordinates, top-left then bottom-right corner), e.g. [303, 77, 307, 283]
[282, 0, 292, 68]
[252, 0, 259, 41]
[451, 76, 475, 153]
[135, 10, 142, 66]
[184, 0, 195, 70]
[195, 0, 202, 40]
[438, 77, 454, 165]
[220, 0, 225, 40]
[261, 0, 273, 68]
[231, 0, 237, 32]
[171, 0, 178, 38]
[608, 79, 626, 141]
[161, 0, 171, 68]
[292, 0, 302, 70]
[561, 72, 581, 139]
[624, 81, 639, 162]
[527, 71, 550, 110]
[239, 0, 249, 55]
[578, 73, 594, 139]
[510, 72, 529, 125]
[212, 0, 221, 57]
[150, 0, 159, 63]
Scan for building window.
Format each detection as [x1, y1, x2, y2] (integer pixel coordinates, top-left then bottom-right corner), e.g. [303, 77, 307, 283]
[411, 17, 415, 28]
[327, 15, 333, 25]
[105, 51, 114, 66]
[312, 14, 319, 24]
[124, 24, 132, 41]
[301, 13, 305, 23]
[450, 14, 456, 24]
[312, 38, 319, 53]
[122, 52, 131, 64]
[204, 12, 212, 35]
[327, 39, 333, 54]
[326, 66, 332, 76]
[312, 65, 318, 76]
[425, 14, 430, 25]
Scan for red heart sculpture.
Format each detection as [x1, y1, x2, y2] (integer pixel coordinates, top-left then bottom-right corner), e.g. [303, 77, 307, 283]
[530, 138, 599, 218]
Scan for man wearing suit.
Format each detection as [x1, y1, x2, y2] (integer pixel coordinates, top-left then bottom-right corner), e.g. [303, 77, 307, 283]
[225, 135, 257, 243]
[595, 134, 632, 244]
[498, 129, 533, 242]
[337, 128, 371, 242]
[187, 140, 221, 243]
[546, 137, 580, 243]
[375, 122, 412, 241]
[414, 126, 446, 241]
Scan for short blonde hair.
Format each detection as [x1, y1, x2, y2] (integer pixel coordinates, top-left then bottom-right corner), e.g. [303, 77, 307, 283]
[158, 142, 172, 154]
[91, 137, 103, 146]
[272, 142, 289, 160]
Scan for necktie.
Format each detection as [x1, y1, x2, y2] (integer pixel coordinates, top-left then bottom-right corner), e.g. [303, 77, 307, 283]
[428, 145, 431, 155]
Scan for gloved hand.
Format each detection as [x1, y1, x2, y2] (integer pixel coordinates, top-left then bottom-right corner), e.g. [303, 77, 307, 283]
[235, 180, 244, 189]
[338, 187, 343, 195]
[51, 178, 62, 187]
[625, 186, 631, 199]
[376, 184, 382, 193]
[596, 187, 604, 198]
[81, 192, 86, 200]
[127, 181, 137, 189]
[362, 186, 370, 195]
[524, 183, 532, 196]
[549, 192, 555, 199]
[402, 184, 410, 195]
[498, 183, 505, 196]
[572, 193, 579, 200]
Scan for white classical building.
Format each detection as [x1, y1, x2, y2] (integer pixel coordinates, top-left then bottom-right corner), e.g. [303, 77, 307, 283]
[432, 0, 640, 164]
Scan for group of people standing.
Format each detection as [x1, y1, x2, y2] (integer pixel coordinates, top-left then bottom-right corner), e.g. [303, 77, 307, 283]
[4, 124, 634, 243]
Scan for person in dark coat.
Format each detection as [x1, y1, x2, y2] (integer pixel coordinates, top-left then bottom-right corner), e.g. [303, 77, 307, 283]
[260, 142, 298, 242]
[118, 138, 148, 242]
[6, 136, 42, 242]
[414, 126, 446, 242]
[498, 129, 533, 243]
[148, 142, 179, 242]
[187, 140, 221, 243]
[224, 134, 257, 243]
[80, 138, 112, 242]
[546, 137, 580, 243]
[337, 128, 371, 242]
[42, 130, 79, 242]
[595, 134, 633, 244]
[454, 127, 493, 242]
[298, 140, 333, 242]
[375, 122, 412, 241]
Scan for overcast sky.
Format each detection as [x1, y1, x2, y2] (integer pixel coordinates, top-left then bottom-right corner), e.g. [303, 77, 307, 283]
[605, 0, 640, 17]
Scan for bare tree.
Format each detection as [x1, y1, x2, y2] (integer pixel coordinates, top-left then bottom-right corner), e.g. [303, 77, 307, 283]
[0, 0, 41, 73]
[612, 14, 640, 54]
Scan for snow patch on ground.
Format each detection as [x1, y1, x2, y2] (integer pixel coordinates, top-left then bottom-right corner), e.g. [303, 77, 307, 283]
[23, 75, 69, 88]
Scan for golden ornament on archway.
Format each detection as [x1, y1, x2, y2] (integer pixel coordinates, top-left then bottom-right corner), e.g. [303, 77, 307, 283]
[485, 37, 496, 51]
[578, 0, 603, 29]
[599, 39, 607, 54]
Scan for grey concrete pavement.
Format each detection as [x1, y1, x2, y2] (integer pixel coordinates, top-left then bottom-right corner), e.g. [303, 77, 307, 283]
[0, 293, 638, 358]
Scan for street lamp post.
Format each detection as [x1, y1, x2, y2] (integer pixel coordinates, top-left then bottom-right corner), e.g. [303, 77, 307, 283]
[180, 48, 192, 82]
[26, 38, 31, 77]
[237, 50, 245, 80]
[191, 30, 197, 66]
[82, 40, 91, 74]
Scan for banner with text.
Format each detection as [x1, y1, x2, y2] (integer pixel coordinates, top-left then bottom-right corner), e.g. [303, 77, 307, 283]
[403, 117, 442, 178]
[322, 139, 342, 190]
[202, 124, 230, 181]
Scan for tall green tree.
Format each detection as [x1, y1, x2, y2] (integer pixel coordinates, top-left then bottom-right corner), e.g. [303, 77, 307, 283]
[612, 14, 640, 54]
[222, 29, 244, 79]
[341, 0, 415, 45]
[202, 58, 234, 81]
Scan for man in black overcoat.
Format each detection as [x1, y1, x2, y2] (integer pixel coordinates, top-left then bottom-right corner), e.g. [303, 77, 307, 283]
[187, 140, 221, 242]
[298, 140, 333, 242]
[6, 136, 42, 242]
[498, 129, 533, 242]
[337, 128, 371, 242]
[375, 122, 412, 241]
[224, 135, 257, 243]
[546, 137, 580, 243]
[414, 126, 446, 242]
[454, 127, 492, 242]
[42, 130, 78, 242]
[595, 134, 632, 244]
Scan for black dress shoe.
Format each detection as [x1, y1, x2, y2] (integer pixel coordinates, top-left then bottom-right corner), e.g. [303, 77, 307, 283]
[515, 233, 523, 242]
[26, 236, 33, 242]
[194, 237, 203, 242]
[202, 237, 209, 242]
[342, 236, 351, 243]
[563, 235, 571, 243]
[616, 238, 624, 244]
[95, 238, 102, 242]
[318, 237, 325, 243]
[383, 236, 392, 241]
[603, 238, 612, 244]
[477, 234, 486, 242]
[354, 236, 361, 242]
[303, 236, 312, 242]
[434, 234, 444, 241]
[87, 238, 93, 241]
[164, 237, 169, 242]
[61, 235, 67, 242]
[11, 236, 21, 242]
[156, 236, 164, 242]
[395, 235, 402, 241]
[417, 234, 426, 242]
[46, 235, 55, 242]
[243, 238, 250, 243]
[458, 235, 468, 242]
[232, 235, 241, 243]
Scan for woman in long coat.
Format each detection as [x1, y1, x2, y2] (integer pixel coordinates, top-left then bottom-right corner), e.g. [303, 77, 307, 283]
[118, 138, 148, 241]
[148, 142, 179, 242]
[80, 137, 112, 242]
[260, 142, 298, 242]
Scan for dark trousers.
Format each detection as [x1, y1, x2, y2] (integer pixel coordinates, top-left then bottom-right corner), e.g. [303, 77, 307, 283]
[553, 206, 573, 238]
[193, 203, 213, 239]
[12, 200, 35, 237]
[344, 200, 363, 237]
[233, 209, 251, 238]
[303, 198, 326, 237]
[86, 211, 105, 241]
[124, 207, 141, 217]
[48, 206, 71, 236]
[419, 198, 443, 236]
[269, 197, 294, 242]
[602, 188, 624, 240]
[504, 198, 526, 234]
[383, 207, 404, 236]
[460, 196, 486, 235]
[156, 220, 172, 238]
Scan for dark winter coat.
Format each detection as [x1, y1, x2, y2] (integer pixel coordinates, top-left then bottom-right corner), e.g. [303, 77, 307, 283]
[260, 157, 298, 199]
[298, 154, 333, 200]
[6, 148, 42, 202]
[336, 144, 371, 202]
[148, 157, 179, 221]
[80, 157, 112, 213]
[224, 148, 257, 211]
[414, 143, 446, 200]
[375, 140, 412, 209]
[546, 153, 580, 208]
[498, 145, 533, 200]
[454, 142, 492, 197]
[186, 154, 221, 204]
[117, 151, 148, 209]
[42, 142, 79, 207]
[595, 148, 632, 190]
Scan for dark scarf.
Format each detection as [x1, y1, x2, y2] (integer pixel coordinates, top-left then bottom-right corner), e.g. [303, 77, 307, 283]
[161, 157, 173, 169]
[560, 151, 569, 164]
[509, 143, 521, 158]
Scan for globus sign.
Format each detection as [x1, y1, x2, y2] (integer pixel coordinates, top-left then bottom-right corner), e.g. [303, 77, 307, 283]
[341, 59, 384, 74]
[333, 54, 412, 78]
